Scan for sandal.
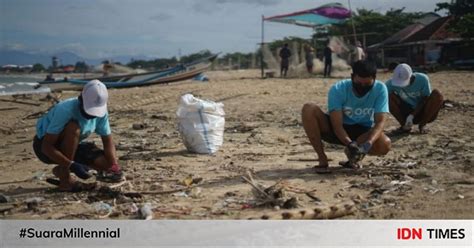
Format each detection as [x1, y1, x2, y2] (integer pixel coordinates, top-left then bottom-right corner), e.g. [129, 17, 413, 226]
[96, 170, 124, 183]
[314, 165, 332, 174]
[339, 161, 361, 169]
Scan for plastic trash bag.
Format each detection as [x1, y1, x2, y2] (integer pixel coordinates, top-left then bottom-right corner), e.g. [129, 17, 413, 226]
[176, 94, 225, 154]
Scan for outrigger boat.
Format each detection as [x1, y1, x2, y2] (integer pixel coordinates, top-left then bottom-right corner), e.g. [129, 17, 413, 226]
[38, 54, 217, 91]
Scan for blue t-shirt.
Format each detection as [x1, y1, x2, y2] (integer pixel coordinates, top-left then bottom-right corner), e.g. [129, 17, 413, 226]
[386, 72, 432, 108]
[36, 98, 111, 141]
[328, 79, 389, 127]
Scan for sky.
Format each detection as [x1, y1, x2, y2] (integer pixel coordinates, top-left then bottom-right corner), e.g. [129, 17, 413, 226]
[0, 0, 447, 59]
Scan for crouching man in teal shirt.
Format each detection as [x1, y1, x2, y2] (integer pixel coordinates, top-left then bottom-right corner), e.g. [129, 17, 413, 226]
[386, 63, 444, 133]
[33, 80, 123, 192]
[302, 60, 391, 172]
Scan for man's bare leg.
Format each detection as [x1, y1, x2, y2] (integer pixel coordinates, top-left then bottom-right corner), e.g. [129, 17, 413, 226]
[389, 93, 406, 127]
[416, 89, 444, 133]
[301, 103, 332, 167]
[53, 121, 81, 190]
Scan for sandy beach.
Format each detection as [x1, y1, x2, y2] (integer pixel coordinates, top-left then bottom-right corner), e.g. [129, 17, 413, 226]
[0, 69, 472, 220]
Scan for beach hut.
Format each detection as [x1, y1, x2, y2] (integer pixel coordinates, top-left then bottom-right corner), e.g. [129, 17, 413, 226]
[367, 15, 471, 69]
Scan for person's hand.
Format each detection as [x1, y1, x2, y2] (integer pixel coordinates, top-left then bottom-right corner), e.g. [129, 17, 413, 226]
[403, 114, 414, 131]
[359, 142, 372, 154]
[69, 161, 92, 180]
[344, 141, 366, 164]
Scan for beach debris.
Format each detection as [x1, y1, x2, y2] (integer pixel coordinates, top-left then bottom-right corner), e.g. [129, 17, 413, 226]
[129, 203, 139, 214]
[151, 114, 170, 121]
[92, 202, 112, 214]
[140, 203, 153, 220]
[25, 197, 45, 211]
[305, 192, 321, 202]
[247, 201, 355, 220]
[241, 171, 299, 209]
[457, 194, 465, 199]
[0, 98, 41, 106]
[91, 201, 113, 218]
[182, 175, 203, 187]
[0, 194, 11, 203]
[132, 123, 147, 130]
[32, 171, 46, 180]
[172, 191, 188, 198]
[0, 107, 19, 111]
[423, 185, 444, 195]
[398, 161, 417, 169]
[189, 187, 202, 198]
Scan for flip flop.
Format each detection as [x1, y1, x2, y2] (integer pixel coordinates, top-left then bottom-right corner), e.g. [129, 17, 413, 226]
[314, 166, 332, 174]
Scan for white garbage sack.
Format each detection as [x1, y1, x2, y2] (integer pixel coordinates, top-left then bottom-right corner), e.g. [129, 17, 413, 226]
[176, 94, 225, 154]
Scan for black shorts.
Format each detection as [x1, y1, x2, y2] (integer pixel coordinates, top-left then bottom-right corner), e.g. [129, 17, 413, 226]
[33, 136, 104, 166]
[321, 114, 371, 145]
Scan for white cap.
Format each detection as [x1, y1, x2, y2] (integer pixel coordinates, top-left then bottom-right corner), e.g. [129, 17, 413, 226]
[82, 79, 108, 117]
[391, 63, 413, 87]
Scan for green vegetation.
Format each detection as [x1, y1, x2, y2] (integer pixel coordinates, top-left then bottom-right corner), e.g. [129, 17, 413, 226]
[436, 0, 474, 38]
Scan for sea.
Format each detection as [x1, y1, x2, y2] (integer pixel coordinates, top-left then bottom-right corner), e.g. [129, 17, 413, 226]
[0, 74, 51, 96]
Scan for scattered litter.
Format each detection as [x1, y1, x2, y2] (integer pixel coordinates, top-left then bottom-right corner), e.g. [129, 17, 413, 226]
[172, 192, 188, 198]
[91, 202, 113, 217]
[189, 187, 202, 198]
[25, 197, 44, 210]
[32, 171, 46, 180]
[140, 203, 153, 220]
[0, 194, 10, 203]
[398, 161, 417, 169]
[132, 123, 147, 130]
[457, 195, 464, 199]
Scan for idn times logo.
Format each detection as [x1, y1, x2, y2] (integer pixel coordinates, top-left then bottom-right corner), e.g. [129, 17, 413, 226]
[397, 228, 466, 240]
[343, 107, 374, 117]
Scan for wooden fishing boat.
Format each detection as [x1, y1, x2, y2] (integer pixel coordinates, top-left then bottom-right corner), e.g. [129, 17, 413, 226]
[38, 54, 216, 90]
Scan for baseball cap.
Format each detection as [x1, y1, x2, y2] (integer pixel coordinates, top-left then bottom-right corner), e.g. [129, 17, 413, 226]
[82, 79, 108, 117]
[391, 63, 413, 87]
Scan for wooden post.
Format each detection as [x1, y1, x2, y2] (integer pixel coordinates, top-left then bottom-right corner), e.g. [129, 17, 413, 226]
[261, 15, 265, 78]
[348, 0, 357, 45]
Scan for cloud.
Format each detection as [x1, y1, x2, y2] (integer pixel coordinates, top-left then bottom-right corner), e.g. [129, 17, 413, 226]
[55, 43, 87, 54]
[192, 0, 282, 13]
[215, 0, 281, 5]
[1, 43, 25, 51]
[149, 13, 173, 22]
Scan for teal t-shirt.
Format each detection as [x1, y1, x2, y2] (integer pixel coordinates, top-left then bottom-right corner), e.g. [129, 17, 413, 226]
[386, 72, 432, 108]
[328, 79, 389, 127]
[36, 98, 111, 141]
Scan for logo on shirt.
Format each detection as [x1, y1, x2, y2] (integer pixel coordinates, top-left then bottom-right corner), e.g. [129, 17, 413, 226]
[343, 107, 373, 117]
[399, 91, 421, 99]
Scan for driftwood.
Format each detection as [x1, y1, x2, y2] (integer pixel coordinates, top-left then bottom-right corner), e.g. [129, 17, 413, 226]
[0, 107, 19, 111]
[0, 99, 41, 106]
[242, 171, 298, 208]
[23, 110, 47, 120]
[247, 201, 355, 220]
[124, 186, 195, 196]
[287, 158, 333, 162]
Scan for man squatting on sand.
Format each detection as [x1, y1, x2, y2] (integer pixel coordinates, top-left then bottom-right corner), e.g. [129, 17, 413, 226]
[386, 63, 444, 133]
[32, 80, 123, 192]
[302, 60, 391, 171]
